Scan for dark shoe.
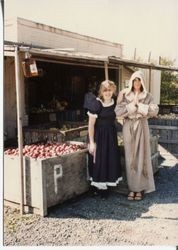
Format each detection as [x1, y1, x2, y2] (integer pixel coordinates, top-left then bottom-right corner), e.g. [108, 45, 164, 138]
[127, 191, 135, 201]
[134, 191, 144, 201]
[89, 186, 100, 197]
[99, 189, 110, 199]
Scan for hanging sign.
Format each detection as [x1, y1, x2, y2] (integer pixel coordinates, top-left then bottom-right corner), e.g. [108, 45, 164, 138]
[22, 58, 38, 78]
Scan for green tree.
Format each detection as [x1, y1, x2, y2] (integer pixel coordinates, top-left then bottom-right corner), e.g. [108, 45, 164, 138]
[160, 58, 178, 105]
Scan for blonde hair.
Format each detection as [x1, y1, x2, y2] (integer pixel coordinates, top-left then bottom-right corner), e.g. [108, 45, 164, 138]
[98, 80, 117, 100]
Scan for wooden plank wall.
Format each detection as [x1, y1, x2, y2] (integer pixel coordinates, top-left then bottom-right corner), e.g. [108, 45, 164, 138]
[4, 55, 26, 140]
[4, 57, 17, 139]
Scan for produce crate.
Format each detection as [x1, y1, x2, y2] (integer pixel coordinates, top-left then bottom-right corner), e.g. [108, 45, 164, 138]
[23, 125, 88, 144]
[29, 113, 50, 125]
[149, 117, 178, 156]
[29, 109, 86, 125]
[158, 105, 178, 115]
[4, 142, 89, 216]
[62, 125, 88, 142]
[149, 117, 178, 126]
[57, 109, 85, 122]
[23, 128, 65, 144]
[150, 135, 158, 156]
[58, 121, 87, 129]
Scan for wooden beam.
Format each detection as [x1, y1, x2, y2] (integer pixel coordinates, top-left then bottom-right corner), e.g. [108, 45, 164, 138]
[109, 57, 178, 72]
[118, 65, 123, 91]
[149, 68, 151, 92]
[149, 125, 178, 130]
[15, 46, 24, 215]
[4, 51, 15, 57]
[33, 57, 118, 69]
[104, 61, 109, 80]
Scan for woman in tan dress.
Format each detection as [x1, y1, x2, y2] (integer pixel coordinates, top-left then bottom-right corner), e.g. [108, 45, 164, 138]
[115, 71, 159, 200]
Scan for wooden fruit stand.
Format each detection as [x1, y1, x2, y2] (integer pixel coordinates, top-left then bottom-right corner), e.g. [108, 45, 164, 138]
[6, 44, 173, 215]
[4, 142, 89, 216]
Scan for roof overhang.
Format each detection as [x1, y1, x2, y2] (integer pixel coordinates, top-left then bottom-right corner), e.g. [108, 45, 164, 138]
[109, 56, 178, 72]
[4, 43, 178, 72]
[4, 44, 111, 69]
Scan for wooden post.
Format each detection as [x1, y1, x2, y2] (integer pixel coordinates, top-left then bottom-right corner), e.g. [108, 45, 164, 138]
[15, 46, 24, 215]
[104, 61, 109, 80]
[118, 65, 123, 91]
[149, 68, 151, 92]
[134, 48, 136, 60]
[159, 56, 161, 65]
[148, 51, 151, 62]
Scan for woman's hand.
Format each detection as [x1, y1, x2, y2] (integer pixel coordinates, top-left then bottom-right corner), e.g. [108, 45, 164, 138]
[88, 142, 96, 155]
[133, 92, 139, 106]
[117, 89, 127, 104]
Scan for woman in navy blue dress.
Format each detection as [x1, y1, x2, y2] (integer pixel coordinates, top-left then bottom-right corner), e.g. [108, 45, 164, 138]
[85, 80, 122, 195]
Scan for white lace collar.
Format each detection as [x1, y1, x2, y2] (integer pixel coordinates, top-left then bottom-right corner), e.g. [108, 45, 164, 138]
[96, 97, 114, 107]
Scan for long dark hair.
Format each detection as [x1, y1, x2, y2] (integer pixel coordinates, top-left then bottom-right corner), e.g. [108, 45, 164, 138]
[131, 78, 144, 92]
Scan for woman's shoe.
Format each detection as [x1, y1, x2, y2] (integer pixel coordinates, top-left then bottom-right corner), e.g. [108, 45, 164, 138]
[89, 186, 99, 197]
[127, 191, 135, 201]
[134, 192, 144, 201]
[99, 189, 110, 199]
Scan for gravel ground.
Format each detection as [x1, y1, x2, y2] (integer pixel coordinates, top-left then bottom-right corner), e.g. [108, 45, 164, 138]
[4, 146, 178, 246]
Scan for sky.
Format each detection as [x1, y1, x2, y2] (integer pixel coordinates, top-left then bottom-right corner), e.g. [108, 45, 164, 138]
[4, 0, 178, 66]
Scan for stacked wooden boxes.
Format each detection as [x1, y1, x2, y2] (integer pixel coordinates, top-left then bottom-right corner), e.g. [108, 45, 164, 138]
[23, 125, 88, 145]
[149, 118, 178, 156]
[150, 135, 159, 174]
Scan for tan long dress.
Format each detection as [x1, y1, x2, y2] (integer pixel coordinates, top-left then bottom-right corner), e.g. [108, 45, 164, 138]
[115, 71, 159, 193]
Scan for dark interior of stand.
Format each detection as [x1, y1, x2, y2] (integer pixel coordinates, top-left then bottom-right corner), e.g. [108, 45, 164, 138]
[25, 61, 118, 128]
